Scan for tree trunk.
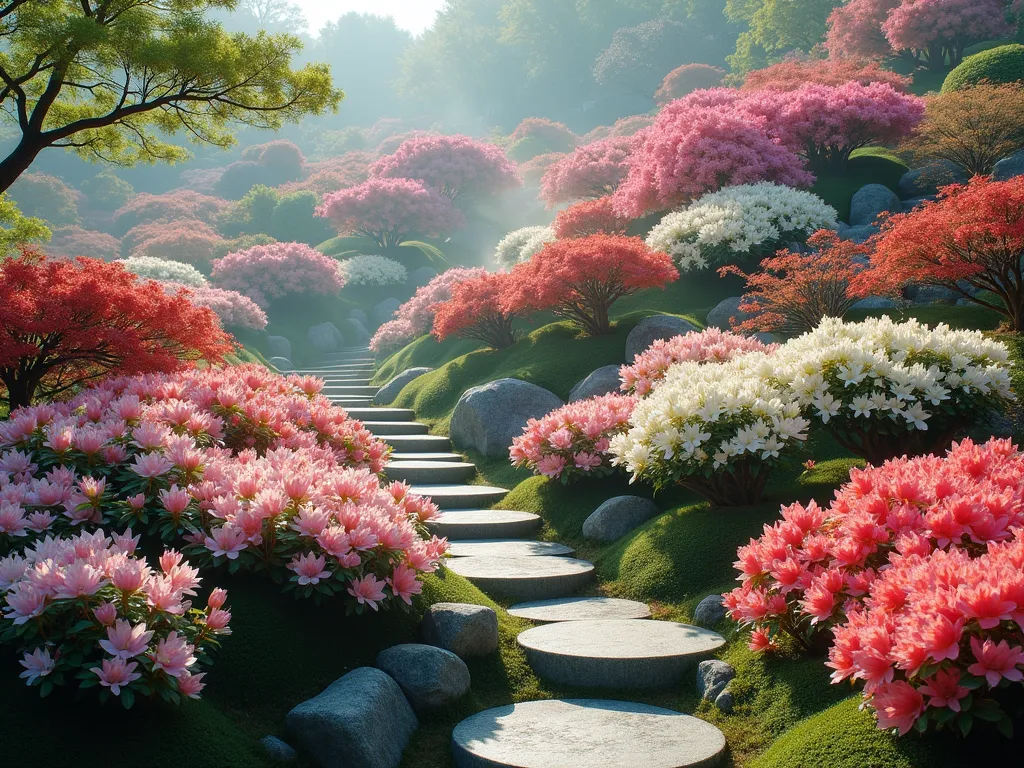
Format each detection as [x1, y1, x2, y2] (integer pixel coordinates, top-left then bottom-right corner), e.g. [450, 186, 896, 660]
[2, 373, 35, 412]
[0, 136, 46, 195]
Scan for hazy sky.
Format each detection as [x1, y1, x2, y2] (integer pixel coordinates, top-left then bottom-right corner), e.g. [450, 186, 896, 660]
[294, 0, 446, 36]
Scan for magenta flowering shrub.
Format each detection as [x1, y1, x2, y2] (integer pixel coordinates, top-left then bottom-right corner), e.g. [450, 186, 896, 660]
[620, 329, 776, 396]
[370, 267, 487, 353]
[724, 438, 1024, 735]
[509, 393, 638, 483]
[210, 242, 345, 308]
[0, 528, 229, 705]
[162, 284, 268, 331]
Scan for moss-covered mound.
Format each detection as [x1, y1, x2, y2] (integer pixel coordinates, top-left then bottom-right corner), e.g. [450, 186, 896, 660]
[943, 44, 1024, 92]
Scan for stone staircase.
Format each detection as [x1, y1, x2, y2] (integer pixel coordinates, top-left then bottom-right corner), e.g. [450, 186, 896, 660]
[292, 345, 729, 768]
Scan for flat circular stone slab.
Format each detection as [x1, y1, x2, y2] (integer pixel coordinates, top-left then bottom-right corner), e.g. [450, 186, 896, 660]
[448, 539, 574, 558]
[390, 452, 465, 462]
[409, 484, 508, 509]
[446, 556, 595, 600]
[385, 460, 477, 484]
[452, 699, 726, 768]
[508, 597, 651, 623]
[517, 619, 725, 690]
[429, 510, 542, 540]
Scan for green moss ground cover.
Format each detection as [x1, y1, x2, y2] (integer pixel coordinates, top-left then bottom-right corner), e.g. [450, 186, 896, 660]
[812, 149, 908, 222]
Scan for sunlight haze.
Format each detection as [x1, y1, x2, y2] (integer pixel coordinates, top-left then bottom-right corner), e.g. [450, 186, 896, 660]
[295, 0, 445, 35]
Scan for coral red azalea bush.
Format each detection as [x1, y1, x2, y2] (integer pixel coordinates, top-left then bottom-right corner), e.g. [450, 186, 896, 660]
[553, 197, 631, 239]
[432, 272, 520, 350]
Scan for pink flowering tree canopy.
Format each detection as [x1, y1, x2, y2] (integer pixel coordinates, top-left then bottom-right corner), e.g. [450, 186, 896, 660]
[211, 242, 345, 308]
[540, 137, 634, 207]
[317, 178, 465, 249]
[883, 0, 1017, 70]
[825, 0, 902, 60]
[741, 57, 912, 92]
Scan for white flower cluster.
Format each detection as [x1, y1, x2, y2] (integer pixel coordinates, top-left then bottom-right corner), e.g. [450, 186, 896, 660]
[117, 255, 209, 288]
[767, 316, 1014, 433]
[645, 183, 838, 272]
[493, 225, 555, 267]
[336, 254, 408, 286]
[610, 353, 810, 488]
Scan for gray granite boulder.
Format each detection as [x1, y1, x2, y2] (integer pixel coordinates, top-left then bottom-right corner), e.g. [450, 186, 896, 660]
[696, 660, 736, 703]
[837, 223, 879, 243]
[268, 356, 294, 372]
[259, 736, 298, 764]
[267, 335, 292, 360]
[450, 378, 562, 458]
[421, 603, 498, 658]
[374, 367, 433, 406]
[898, 161, 967, 198]
[342, 317, 371, 345]
[285, 667, 417, 768]
[753, 332, 782, 345]
[582, 496, 661, 542]
[409, 267, 438, 287]
[902, 196, 933, 212]
[373, 297, 402, 326]
[849, 184, 901, 226]
[714, 688, 735, 714]
[308, 322, 344, 354]
[852, 296, 898, 310]
[568, 365, 622, 402]
[706, 297, 750, 331]
[993, 149, 1024, 181]
[906, 284, 959, 304]
[625, 315, 699, 362]
[349, 308, 369, 325]
[692, 595, 727, 628]
[376, 643, 471, 711]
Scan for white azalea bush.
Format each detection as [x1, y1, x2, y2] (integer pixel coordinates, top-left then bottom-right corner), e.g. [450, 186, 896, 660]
[117, 255, 209, 288]
[494, 225, 555, 267]
[645, 183, 838, 272]
[336, 254, 408, 287]
[768, 317, 1015, 464]
[610, 353, 810, 507]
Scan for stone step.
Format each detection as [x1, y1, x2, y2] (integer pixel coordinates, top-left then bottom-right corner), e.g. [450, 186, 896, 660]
[319, 377, 373, 385]
[452, 699, 726, 768]
[330, 398, 373, 408]
[428, 510, 542, 540]
[363, 421, 430, 436]
[385, 460, 476, 484]
[445, 556, 595, 600]
[294, 366, 377, 373]
[390, 451, 466, 463]
[383, 434, 452, 453]
[517, 620, 726, 690]
[346, 408, 416, 422]
[448, 539, 574, 558]
[408, 483, 507, 509]
[320, 385, 380, 396]
[508, 597, 652, 623]
[321, 356, 375, 364]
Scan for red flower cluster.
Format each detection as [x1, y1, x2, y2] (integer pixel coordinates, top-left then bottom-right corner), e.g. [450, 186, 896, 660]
[553, 197, 632, 239]
[432, 272, 520, 350]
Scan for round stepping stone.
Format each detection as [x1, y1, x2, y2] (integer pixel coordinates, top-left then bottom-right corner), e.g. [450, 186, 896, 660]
[409, 483, 507, 509]
[446, 556, 594, 600]
[386, 461, 476, 484]
[429, 510, 541, 540]
[452, 699, 726, 768]
[390, 451, 464, 463]
[448, 539, 574, 558]
[508, 597, 651, 623]
[517, 619, 725, 690]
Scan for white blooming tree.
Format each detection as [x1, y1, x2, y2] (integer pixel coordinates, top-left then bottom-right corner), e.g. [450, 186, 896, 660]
[118, 256, 209, 288]
[336, 254, 408, 286]
[493, 225, 556, 268]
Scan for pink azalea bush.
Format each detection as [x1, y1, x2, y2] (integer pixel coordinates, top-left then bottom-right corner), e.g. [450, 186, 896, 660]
[619, 329, 776, 396]
[46, 227, 122, 261]
[112, 191, 227, 236]
[162, 284, 269, 331]
[211, 242, 345, 308]
[540, 137, 633, 207]
[510, 394, 638, 483]
[0, 529, 229, 705]
[725, 438, 1024, 735]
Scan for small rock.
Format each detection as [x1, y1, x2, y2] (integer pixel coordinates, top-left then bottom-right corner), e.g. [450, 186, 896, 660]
[837, 223, 879, 243]
[901, 196, 933, 212]
[450, 378, 562, 458]
[409, 267, 438, 287]
[268, 356, 294, 372]
[897, 161, 967, 198]
[342, 316, 371, 345]
[373, 297, 402, 326]
[582, 496, 660, 542]
[752, 332, 782, 345]
[849, 184, 902, 226]
[706, 297, 750, 331]
[308, 322, 345, 354]
[993, 149, 1024, 181]
[375, 643, 471, 711]
[259, 735, 298, 764]
[349, 308, 369, 325]
[267, 335, 292, 360]
[714, 688, 735, 714]
[421, 603, 498, 659]
[625, 315, 699, 362]
[906, 284, 960, 304]
[696, 660, 736, 703]
[568, 365, 623, 402]
[374, 367, 433, 406]
[692, 595, 727, 628]
[851, 296, 898, 310]
[285, 667, 417, 768]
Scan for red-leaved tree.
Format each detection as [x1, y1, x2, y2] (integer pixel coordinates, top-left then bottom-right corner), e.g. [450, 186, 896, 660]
[0, 252, 233, 410]
[719, 231, 873, 335]
[503, 236, 678, 336]
[540, 136, 634, 207]
[553, 197, 631, 238]
[432, 272, 520, 350]
[856, 177, 1024, 331]
[741, 57, 911, 92]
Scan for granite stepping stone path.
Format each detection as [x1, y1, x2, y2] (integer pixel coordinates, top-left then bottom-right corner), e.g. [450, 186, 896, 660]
[302, 347, 727, 767]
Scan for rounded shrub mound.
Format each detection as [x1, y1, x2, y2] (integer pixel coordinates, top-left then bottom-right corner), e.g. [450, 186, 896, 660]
[942, 44, 1024, 92]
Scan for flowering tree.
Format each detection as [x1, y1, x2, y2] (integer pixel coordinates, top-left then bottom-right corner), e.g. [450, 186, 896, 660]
[244, 139, 306, 180]
[211, 242, 345, 308]
[510, 394, 638, 482]
[164, 284, 269, 331]
[130, 228, 228, 267]
[518, 152, 567, 187]
[46, 227, 122, 261]
[337, 255, 408, 287]
[742, 57, 911, 92]
[316, 178, 464, 248]
[493, 226, 555, 268]
[858, 177, 1024, 331]
[119, 256, 209, 287]
[883, 0, 1017, 70]
[507, 118, 578, 161]
[655, 64, 727, 104]
[583, 115, 655, 143]
[280, 151, 375, 196]
[719, 231, 873, 335]
[540, 137, 633, 207]
[553, 197, 631, 239]
[121, 219, 220, 258]
[8, 173, 81, 226]
[0, 253, 233, 410]
[432, 272, 520, 350]
[112, 191, 227, 236]
[825, 0, 901, 60]
[503, 236, 678, 336]
[369, 134, 521, 200]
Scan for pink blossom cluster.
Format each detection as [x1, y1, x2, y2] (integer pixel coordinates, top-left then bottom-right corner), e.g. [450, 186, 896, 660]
[881, 0, 1016, 63]
[112, 191, 227, 235]
[620, 329, 776, 396]
[46, 227, 122, 261]
[370, 267, 487, 353]
[540, 137, 634, 207]
[1, 528, 229, 703]
[121, 219, 220, 258]
[509, 393, 638, 482]
[211, 242, 345, 308]
[163, 284, 269, 331]
[278, 151, 375, 196]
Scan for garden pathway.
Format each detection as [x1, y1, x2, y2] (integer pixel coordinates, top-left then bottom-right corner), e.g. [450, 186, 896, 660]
[292, 345, 728, 768]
